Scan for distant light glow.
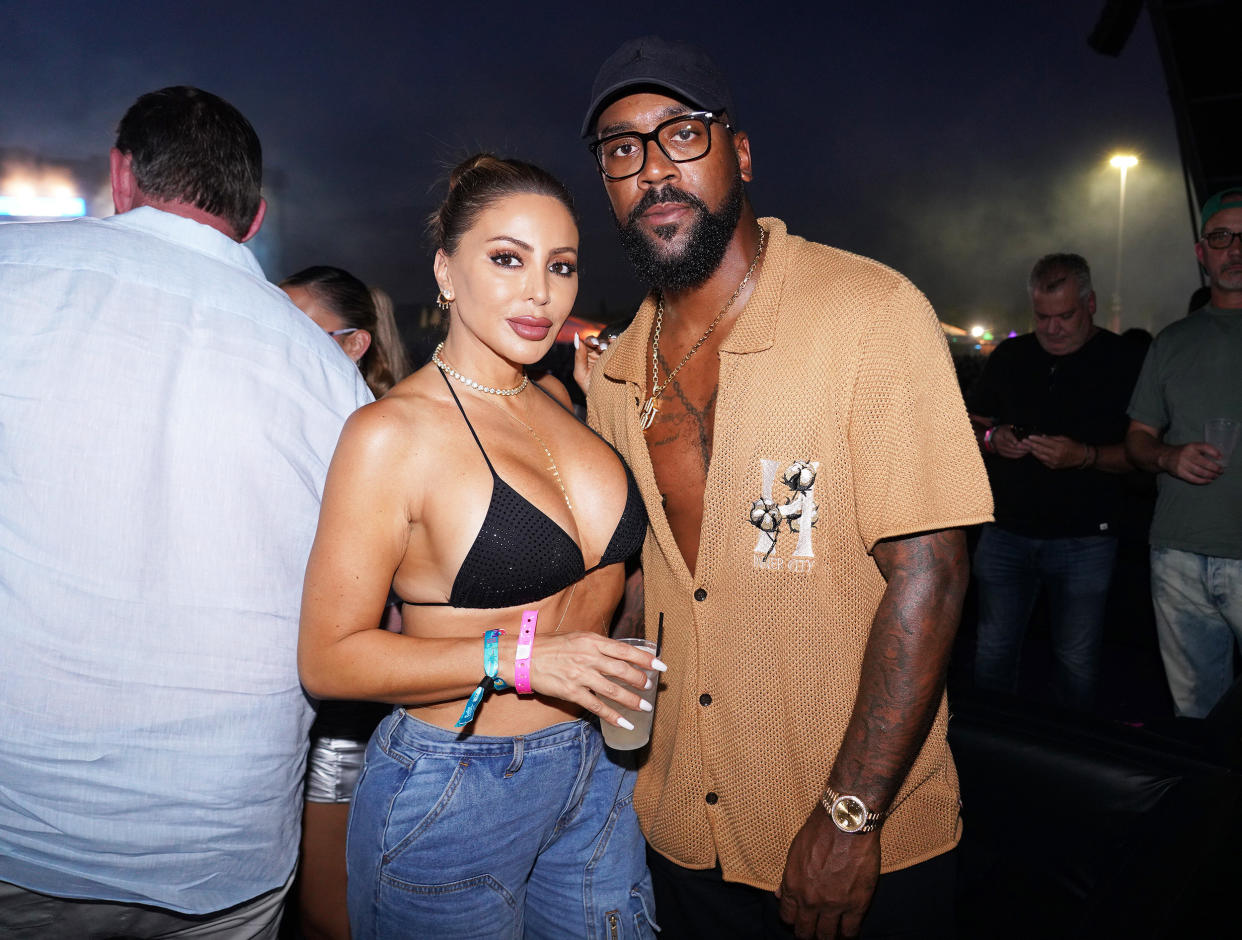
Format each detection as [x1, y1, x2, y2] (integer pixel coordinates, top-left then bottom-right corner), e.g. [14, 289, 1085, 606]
[1109, 154, 1138, 170]
[0, 194, 87, 218]
[982, 331, 994, 342]
[1008, 330, 1018, 338]
[970, 325, 985, 338]
[2, 164, 87, 218]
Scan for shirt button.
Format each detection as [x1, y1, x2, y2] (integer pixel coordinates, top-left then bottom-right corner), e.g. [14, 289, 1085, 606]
[705, 792, 719, 805]
[694, 588, 707, 602]
[699, 693, 712, 706]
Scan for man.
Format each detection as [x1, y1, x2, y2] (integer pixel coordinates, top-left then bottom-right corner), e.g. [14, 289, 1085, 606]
[579, 37, 992, 940]
[967, 254, 1141, 710]
[0, 87, 370, 936]
[1126, 188, 1242, 718]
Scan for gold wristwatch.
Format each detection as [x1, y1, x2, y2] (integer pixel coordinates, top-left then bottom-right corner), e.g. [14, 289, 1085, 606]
[821, 785, 886, 833]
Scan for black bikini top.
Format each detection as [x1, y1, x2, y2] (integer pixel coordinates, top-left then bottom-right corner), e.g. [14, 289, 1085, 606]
[404, 369, 647, 609]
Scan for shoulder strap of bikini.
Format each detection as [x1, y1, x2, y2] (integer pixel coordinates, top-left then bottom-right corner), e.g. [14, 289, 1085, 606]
[437, 367, 496, 474]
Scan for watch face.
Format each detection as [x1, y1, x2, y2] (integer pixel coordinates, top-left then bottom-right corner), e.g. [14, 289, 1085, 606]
[831, 795, 867, 832]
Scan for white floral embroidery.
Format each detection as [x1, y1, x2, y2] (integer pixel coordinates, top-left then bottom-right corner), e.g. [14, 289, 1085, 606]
[749, 459, 819, 562]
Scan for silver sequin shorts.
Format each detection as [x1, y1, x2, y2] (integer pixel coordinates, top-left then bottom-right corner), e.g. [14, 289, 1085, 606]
[305, 735, 368, 804]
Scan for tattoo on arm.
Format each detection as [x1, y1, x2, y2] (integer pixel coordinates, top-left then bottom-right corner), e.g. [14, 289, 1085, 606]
[829, 528, 969, 809]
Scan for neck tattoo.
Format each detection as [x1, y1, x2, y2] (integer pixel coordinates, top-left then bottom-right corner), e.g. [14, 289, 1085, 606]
[639, 225, 766, 431]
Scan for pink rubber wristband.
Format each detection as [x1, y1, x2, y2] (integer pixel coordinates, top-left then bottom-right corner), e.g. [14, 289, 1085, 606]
[514, 609, 538, 694]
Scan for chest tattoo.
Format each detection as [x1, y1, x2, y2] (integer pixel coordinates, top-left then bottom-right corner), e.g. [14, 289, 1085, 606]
[647, 351, 718, 473]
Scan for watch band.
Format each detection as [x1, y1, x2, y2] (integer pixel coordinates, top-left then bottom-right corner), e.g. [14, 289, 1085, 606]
[821, 785, 886, 833]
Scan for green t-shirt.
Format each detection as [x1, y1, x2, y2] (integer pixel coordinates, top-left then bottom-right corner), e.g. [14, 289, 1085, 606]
[1128, 306, 1242, 557]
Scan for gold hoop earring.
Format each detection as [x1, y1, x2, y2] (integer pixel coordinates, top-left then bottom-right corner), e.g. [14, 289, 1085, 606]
[436, 290, 452, 311]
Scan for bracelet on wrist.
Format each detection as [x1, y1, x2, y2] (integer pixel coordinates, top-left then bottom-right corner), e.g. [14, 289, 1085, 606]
[983, 426, 997, 454]
[454, 628, 507, 728]
[514, 609, 538, 695]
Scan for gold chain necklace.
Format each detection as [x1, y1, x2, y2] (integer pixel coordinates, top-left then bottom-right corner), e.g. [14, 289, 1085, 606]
[486, 395, 574, 513]
[639, 225, 767, 431]
[432, 342, 528, 396]
[513, 412, 574, 513]
[551, 583, 577, 635]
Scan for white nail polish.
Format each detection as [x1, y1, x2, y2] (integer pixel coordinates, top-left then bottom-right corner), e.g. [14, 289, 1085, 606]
[617, 716, 635, 731]
[644, 676, 654, 690]
[651, 658, 668, 672]
[573, 332, 580, 349]
[639, 699, 653, 712]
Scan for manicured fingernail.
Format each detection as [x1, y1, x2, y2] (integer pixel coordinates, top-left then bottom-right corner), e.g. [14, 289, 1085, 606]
[644, 676, 654, 690]
[617, 716, 635, 730]
[651, 658, 668, 672]
[573, 332, 580, 349]
[639, 699, 653, 712]
[599, 341, 609, 350]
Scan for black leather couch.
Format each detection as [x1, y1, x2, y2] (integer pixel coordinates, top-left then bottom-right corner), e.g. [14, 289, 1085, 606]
[949, 686, 1242, 939]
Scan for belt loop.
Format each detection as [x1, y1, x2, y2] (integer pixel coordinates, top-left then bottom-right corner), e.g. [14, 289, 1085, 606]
[504, 735, 525, 777]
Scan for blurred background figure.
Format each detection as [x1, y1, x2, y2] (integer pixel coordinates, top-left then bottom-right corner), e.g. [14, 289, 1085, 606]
[282, 265, 412, 398]
[1126, 188, 1242, 718]
[280, 265, 410, 940]
[968, 253, 1144, 710]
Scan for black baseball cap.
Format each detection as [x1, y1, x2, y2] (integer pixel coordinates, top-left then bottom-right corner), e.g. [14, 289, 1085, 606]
[581, 36, 735, 138]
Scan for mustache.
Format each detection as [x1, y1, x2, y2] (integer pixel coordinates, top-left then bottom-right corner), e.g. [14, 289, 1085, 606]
[625, 186, 709, 227]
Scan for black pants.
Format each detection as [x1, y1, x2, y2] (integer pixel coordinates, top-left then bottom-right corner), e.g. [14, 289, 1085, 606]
[647, 847, 957, 939]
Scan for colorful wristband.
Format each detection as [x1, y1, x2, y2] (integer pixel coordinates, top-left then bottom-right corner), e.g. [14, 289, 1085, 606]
[454, 629, 507, 728]
[514, 609, 538, 694]
[485, 628, 507, 690]
[983, 426, 997, 454]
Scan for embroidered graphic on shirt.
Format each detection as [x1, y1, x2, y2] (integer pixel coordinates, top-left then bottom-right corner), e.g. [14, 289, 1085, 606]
[749, 459, 818, 572]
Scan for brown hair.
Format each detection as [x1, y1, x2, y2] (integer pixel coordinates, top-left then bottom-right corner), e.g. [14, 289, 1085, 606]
[427, 153, 577, 255]
[280, 266, 411, 397]
[115, 86, 262, 241]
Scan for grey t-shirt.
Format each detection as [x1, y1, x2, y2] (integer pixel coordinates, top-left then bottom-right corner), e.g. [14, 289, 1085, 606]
[1128, 305, 1242, 557]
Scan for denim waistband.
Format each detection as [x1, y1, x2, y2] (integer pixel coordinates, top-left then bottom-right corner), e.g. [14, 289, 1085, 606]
[388, 708, 596, 757]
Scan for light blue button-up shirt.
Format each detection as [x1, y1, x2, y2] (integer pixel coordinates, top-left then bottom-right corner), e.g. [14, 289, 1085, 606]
[0, 208, 372, 913]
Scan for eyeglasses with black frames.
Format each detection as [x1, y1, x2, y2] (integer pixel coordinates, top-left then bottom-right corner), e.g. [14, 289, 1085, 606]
[1202, 229, 1242, 250]
[589, 111, 731, 181]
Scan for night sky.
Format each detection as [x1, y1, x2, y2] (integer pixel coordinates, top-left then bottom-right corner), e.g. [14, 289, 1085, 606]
[4, 1, 1201, 335]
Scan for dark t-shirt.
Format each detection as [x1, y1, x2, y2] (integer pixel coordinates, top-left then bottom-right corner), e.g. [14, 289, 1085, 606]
[967, 329, 1143, 537]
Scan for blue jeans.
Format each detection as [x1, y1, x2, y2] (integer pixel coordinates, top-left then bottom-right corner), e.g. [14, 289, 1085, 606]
[346, 709, 656, 940]
[1150, 547, 1242, 718]
[973, 525, 1117, 709]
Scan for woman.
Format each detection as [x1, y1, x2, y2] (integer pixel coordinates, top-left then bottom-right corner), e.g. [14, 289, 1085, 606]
[280, 266, 411, 940]
[282, 265, 411, 398]
[299, 155, 660, 939]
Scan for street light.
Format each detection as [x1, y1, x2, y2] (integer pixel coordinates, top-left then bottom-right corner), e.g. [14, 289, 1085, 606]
[1108, 154, 1138, 332]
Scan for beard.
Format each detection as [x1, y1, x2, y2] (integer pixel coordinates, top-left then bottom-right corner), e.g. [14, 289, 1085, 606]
[614, 172, 745, 292]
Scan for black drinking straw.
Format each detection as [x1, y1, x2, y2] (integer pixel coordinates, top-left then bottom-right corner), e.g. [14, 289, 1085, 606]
[655, 612, 664, 655]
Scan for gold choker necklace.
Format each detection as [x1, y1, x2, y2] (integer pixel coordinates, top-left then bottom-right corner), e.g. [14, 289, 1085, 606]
[432, 342, 528, 397]
[639, 226, 766, 431]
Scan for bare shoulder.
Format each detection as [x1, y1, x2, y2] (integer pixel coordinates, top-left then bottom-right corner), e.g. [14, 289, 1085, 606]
[535, 372, 574, 410]
[336, 365, 460, 466]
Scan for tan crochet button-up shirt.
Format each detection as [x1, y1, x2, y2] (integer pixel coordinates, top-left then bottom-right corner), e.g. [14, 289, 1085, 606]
[588, 218, 993, 890]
